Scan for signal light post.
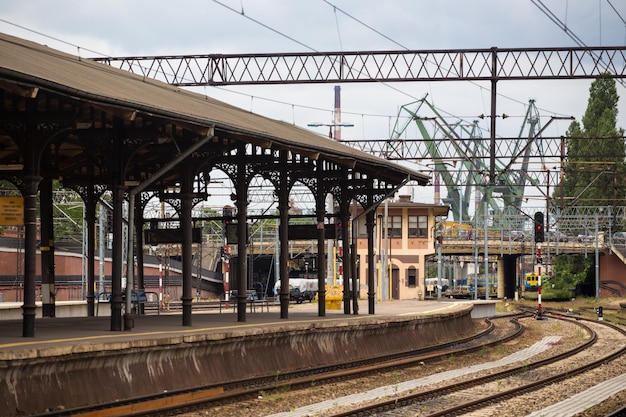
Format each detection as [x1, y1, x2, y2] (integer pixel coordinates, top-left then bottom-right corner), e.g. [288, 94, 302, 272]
[536, 244, 544, 320]
[534, 211, 544, 243]
[534, 212, 545, 319]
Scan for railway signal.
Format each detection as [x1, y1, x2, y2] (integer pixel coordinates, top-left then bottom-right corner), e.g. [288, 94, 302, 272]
[335, 221, 343, 241]
[534, 212, 544, 243]
[536, 244, 545, 320]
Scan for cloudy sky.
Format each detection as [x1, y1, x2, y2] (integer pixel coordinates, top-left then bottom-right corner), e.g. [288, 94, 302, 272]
[1, 0, 625, 207]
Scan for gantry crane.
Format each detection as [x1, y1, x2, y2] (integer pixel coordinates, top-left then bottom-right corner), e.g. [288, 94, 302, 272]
[389, 96, 545, 228]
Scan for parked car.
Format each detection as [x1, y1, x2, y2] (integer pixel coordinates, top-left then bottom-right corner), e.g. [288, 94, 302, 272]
[289, 286, 315, 304]
[577, 231, 596, 244]
[613, 231, 626, 245]
[546, 230, 568, 242]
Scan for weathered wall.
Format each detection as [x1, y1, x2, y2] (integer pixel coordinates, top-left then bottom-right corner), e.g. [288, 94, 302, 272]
[599, 253, 626, 296]
[0, 307, 473, 415]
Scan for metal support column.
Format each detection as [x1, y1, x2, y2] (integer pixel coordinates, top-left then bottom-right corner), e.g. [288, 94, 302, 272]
[236, 152, 249, 322]
[110, 183, 125, 331]
[278, 152, 290, 319]
[181, 162, 193, 326]
[341, 204, 351, 314]
[85, 184, 96, 316]
[366, 207, 376, 314]
[135, 193, 145, 312]
[22, 98, 42, 337]
[22, 175, 41, 337]
[316, 172, 327, 317]
[40, 178, 55, 318]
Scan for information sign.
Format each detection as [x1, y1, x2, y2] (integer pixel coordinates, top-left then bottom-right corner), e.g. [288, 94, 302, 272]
[0, 197, 24, 225]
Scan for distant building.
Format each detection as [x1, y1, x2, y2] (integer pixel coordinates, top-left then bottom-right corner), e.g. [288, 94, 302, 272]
[354, 195, 449, 300]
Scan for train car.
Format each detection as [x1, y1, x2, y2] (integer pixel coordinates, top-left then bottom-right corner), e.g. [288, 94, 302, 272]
[524, 272, 538, 291]
[465, 273, 498, 298]
[424, 278, 449, 290]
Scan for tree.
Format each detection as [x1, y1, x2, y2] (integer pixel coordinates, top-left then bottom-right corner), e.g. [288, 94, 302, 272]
[550, 76, 624, 294]
[554, 76, 625, 207]
[552, 254, 592, 290]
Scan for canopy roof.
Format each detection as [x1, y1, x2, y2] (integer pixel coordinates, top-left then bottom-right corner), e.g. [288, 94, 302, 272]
[0, 32, 430, 188]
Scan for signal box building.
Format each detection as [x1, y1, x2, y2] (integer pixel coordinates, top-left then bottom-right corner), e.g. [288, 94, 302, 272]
[355, 195, 449, 300]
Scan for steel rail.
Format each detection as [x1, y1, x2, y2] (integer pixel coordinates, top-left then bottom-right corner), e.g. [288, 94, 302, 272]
[329, 313, 625, 417]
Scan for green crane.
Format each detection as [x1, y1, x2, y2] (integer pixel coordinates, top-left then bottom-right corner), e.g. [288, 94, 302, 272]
[390, 96, 544, 228]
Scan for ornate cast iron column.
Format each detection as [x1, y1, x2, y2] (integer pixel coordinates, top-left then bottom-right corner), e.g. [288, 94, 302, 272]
[181, 161, 194, 326]
[316, 162, 327, 317]
[366, 203, 376, 314]
[235, 148, 249, 322]
[278, 151, 290, 319]
[40, 178, 55, 318]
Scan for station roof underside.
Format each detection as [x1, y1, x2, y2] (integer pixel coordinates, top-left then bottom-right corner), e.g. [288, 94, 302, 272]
[0, 32, 430, 191]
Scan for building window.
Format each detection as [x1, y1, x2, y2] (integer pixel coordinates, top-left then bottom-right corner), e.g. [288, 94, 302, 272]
[358, 218, 367, 238]
[408, 267, 417, 287]
[408, 215, 428, 237]
[390, 215, 402, 238]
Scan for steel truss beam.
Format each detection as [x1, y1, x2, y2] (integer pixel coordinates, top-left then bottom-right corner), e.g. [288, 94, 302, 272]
[93, 47, 626, 86]
[342, 136, 626, 161]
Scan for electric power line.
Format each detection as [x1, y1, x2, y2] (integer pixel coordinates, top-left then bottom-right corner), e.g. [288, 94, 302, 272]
[211, 0, 319, 52]
[605, 0, 626, 45]
[531, 0, 626, 87]
[321, 0, 577, 124]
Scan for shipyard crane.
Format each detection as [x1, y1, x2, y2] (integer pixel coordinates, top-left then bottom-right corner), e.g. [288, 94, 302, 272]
[390, 97, 545, 227]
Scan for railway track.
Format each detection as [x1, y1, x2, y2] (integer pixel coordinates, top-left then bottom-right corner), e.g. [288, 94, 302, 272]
[323, 313, 626, 417]
[33, 314, 528, 417]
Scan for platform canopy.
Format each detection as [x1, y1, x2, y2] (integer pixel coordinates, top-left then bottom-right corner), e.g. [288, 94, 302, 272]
[0, 32, 433, 336]
[0, 32, 429, 190]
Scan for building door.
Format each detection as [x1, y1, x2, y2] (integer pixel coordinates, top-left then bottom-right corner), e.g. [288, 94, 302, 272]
[392, 266, 400, 300]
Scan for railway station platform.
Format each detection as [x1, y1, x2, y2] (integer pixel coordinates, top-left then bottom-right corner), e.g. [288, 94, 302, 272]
[0, 299, 477, 416]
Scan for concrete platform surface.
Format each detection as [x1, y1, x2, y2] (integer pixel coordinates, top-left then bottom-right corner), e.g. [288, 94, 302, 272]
[0, 299, 471, 357]
[0, 299, 476, 416]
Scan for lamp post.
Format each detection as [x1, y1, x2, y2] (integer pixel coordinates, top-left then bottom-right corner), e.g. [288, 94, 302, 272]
[484, 196, 489, 300]
[307, 122, 354, 140]
[436, 234, 443, 299]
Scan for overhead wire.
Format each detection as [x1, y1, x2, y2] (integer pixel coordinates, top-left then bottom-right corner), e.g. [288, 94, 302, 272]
[530, 0, 588, 47]
[211, 0, 429, 131]
[322, 0, 407, 50]
[607, 0, 626, 25]
[599, 0, 602, 46]
[332, 6, 344, 52]
[0, 6, 573, 136]
[219, 0, 619, 136]
[209, 0, 429, 129]
[210, 0, 318, 52]
[321, 0, 576, 127]
[0, 17, 105, 58]
[4, 1, 619, 136]
[605, 0, 626, 45]
[530, 0, 625, 87]
[0, 18, 458, 125]
[214, 0, 459, 127]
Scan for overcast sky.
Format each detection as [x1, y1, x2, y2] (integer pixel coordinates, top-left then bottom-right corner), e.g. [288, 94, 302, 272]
[1, 0, 625, 207]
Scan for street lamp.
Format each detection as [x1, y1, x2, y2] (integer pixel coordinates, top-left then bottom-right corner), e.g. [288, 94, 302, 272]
[307, 123, 354, 140]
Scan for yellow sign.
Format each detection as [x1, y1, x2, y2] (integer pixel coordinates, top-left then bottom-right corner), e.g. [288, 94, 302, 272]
[0, 197, 24, 225]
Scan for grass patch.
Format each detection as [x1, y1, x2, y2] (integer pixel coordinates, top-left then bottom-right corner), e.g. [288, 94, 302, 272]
[522, 288, 572, 301]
